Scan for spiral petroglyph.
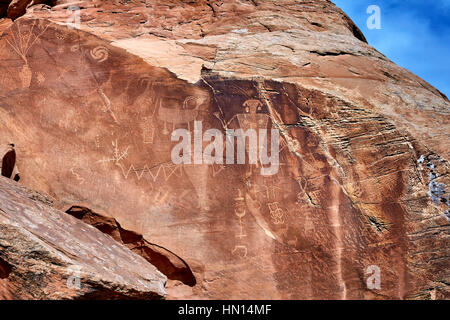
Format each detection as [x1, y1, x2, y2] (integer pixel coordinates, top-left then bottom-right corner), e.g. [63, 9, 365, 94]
[70, 44, 80, 52]
[90, 46, 109, 62]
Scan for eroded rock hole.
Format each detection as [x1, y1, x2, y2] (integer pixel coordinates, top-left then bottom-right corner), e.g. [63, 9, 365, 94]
[1, 149, 15, 179]
[0, 258, 12, 279]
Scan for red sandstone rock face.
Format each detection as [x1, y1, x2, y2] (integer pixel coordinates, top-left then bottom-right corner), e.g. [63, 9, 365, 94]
[0, 0, 49, 20]
[0, 176, 166, 299]
[0, 0, 448, 299]
[65, 206, 197, 289]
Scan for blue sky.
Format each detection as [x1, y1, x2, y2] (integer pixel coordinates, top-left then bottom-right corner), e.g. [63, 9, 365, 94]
[331, 0, 450, 98]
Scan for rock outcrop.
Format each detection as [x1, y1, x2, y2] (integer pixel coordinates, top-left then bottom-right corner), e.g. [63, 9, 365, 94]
[0, 0, 49, 20]
[0, 0, 448, 299]
[65, 206, 196, 287]
[0, 176, 166, 299]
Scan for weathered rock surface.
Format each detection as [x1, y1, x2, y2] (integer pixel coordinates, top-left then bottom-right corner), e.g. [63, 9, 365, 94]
[0, 0, 448, 299]
[0, 176, 166, 299]
[65, 205, 197, 288]
[0, 0, 49, 20]
[1, 144, 19, 181]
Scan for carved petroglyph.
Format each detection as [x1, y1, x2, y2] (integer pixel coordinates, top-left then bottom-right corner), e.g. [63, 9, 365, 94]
[264, 181, 284, 202]
[295, 176, 320, 207]
[224, 99, 269, 131]
[237, 100, 269, 130]
[36, 72, 46, 85]
[158, 96, 203, 135]
[226, 99, 273, 173]
[138, 76, 154, 91]
[149, 188, 196, 212]
[279, 138, 288, 153]
[61, 41, 116, 123]
[58, 110, 80, 132]
[142, 117, 156, 144]
[70, 168, 85, 185]
[232, 245, 248, 258]
[267, 202, 285, 225]
[17, 65, 29, 88]
[5, 20, 49, 88]
[183, 164, 210, 211]
[232, 189, 248, 258]
[141, 100, 158, 144]
[151, 188, 171, 206]
[97, 88, 118, 123]
[211, 163, 226, 177]
[97, 140, 130, 165]
[120, 162, 183, 182]
[70, 44, 80, 52]
[235, 190, 247, 238]
[158, 94, 213, 210]
[245, 183, 277, 240]
[95, 134, 101, 149]
[97, 139, 183, 182]
[90, 46, 109, 63]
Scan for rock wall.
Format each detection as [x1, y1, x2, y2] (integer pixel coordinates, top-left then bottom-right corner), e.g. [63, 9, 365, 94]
[0, 0, 448, 299]
[0, 176, 166, 299]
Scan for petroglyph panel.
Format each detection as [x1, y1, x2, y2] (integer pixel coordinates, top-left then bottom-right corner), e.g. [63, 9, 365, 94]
[0, 13, 448, 300]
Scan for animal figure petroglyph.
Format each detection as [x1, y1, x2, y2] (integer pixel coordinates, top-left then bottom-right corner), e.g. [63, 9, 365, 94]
[158, 96, 203, 134]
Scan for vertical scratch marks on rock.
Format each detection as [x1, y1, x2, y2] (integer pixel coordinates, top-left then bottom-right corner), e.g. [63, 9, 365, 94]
[330, 179, 347, 300]
[258, 80, 317, 173]
[258, 80, 348, 298]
